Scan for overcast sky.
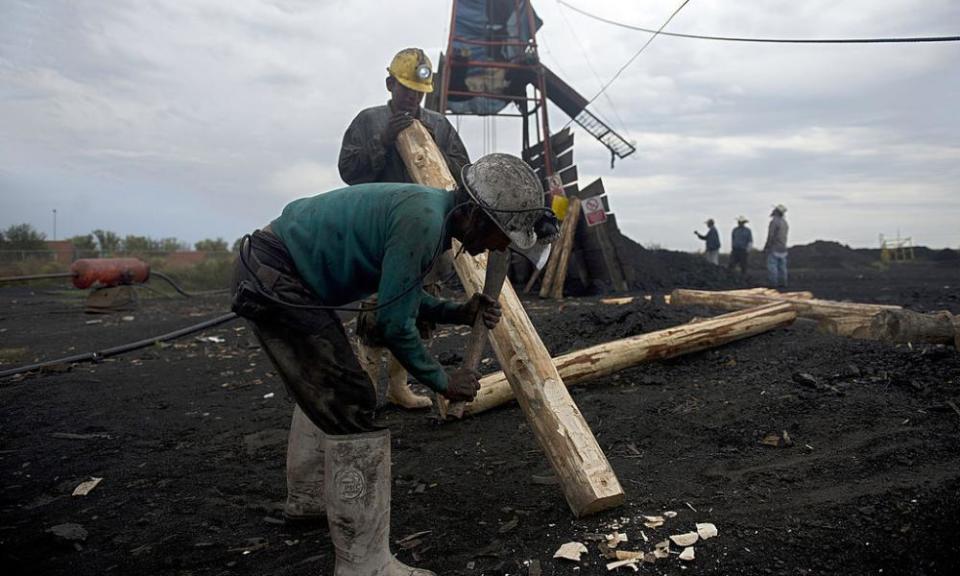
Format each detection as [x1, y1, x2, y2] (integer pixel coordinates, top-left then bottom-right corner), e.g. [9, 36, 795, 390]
[2, 0, 958, 251]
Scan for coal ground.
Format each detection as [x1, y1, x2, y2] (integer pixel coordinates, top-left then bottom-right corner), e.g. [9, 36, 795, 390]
[1, 250, 959, 576]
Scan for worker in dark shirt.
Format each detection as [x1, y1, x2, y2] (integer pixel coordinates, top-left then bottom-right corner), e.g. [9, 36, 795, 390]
[729, 216, 753, 276]
[695, 218, 721, 265]
[338, 48, 469, 188]
[339, 48, 471, 412]
[231, 153, 545, 575]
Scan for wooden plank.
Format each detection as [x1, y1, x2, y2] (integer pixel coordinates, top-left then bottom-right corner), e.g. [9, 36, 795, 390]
[549, 198, 582, 299]
[396, 120, 624, 517]
[539, 197, 581, 299]
[529, 146, 574, 175]
[669, 289, 899, 320]
[464, 302, 797, 416]
[605, 214, 635, 286]
[869, 309, 958, 346]
[523, 127, 574, 163]
[571, 177, 604, 199]
[594, 221, 628, 292]
[557, 165, 578, 187]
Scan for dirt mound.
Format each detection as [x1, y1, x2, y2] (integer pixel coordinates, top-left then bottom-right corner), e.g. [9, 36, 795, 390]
[526, 298, 693, 357]
[785, 241, 959, 270]
[786, 240, 875, 269]
[617, 233, 741, 292]
[3, 264, 960, 575]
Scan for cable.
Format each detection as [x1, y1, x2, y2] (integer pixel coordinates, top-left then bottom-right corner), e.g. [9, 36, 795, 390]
[0, 312, 239, 381]
[0, 272, 75, 283]
[554, 0, 631, 138]
[150, 271, 229, 298]
[557, 0, 960, 44]
[563, 0, 693, 130]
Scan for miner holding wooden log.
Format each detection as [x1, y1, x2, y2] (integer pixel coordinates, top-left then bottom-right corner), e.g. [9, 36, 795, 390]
[338, 47, 472, 412]
[231, 153, 549, 575]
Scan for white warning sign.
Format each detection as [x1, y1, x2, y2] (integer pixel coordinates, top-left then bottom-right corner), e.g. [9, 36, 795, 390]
[583, 196, 607, 227]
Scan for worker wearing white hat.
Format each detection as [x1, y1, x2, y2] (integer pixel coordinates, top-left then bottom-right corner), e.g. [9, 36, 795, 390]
[729, 216, 753, 276]
[763, 205, 790, 288]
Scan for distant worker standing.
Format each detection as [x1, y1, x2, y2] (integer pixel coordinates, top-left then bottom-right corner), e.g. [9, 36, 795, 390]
[695, 218, 721, 265]
[729, 216, 753, 276]
[764, 204, 790, 288]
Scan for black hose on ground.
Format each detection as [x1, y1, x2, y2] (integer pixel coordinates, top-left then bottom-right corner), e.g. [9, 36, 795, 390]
[149, 271, 231, 298]
[0, 272, 76, 283]
[0, 312, 239, 381]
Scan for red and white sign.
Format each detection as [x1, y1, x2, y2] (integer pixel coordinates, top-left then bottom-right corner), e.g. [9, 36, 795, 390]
[583, 196, 607, 227]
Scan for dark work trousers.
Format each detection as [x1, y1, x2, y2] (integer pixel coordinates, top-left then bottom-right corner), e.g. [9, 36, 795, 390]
[728, 248, 749, 275]
[231, 229, 380, 435]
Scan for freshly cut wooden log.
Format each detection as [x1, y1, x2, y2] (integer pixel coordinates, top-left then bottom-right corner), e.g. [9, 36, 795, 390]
[670, 289, 898, 319]
[869, 309, 958, 346]
[463, 302, 797, 416]
[545, 197, 582, 300]
[396, 121, 625, 517]
[817, 316, 875, 338]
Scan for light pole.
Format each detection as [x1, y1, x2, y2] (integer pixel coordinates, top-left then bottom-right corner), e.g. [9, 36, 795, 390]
[52, 209, 57, 241]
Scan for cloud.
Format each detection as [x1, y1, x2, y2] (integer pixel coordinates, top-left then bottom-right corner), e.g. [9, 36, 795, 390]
[267, 161, 342, 200]
[1, 0, 958, 250]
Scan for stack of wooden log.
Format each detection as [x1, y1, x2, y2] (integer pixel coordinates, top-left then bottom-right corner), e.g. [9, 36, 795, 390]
[463, 301, 797, 416]
[670, 288, 960, 348]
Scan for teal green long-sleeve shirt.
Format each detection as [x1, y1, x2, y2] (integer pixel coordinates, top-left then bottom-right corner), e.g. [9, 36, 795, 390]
[271, 183, 460, 392]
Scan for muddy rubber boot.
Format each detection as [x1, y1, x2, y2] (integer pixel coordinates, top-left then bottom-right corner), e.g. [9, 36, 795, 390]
[325, 429, 435, 576]
[284, 405, 326, 521]
[385, 355, 432, 410]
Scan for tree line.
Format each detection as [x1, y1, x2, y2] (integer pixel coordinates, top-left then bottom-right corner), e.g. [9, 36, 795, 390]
[0, 223, 235, 254]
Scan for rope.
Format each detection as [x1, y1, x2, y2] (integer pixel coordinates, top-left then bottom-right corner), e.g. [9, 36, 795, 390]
[564, 0, 693, 129]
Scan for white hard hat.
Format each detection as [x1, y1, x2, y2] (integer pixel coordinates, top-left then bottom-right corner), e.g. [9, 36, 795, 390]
[773, 204, 787, 214]
[461, 153, 544, 250]
[736, 215, 749, 224]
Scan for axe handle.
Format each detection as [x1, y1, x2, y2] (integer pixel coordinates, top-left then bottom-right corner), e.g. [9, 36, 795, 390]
[441, 249, 510, 419]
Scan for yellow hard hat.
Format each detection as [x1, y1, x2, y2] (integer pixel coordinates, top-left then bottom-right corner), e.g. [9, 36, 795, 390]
[387, 48, 434, 93]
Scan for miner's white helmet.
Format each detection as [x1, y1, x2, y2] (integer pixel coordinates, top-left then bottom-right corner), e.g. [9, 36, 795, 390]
[461, 153, 544, 250]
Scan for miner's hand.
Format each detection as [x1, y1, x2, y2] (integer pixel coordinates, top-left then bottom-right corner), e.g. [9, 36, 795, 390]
[452, 293, 502, 329]
[443, 368, 481, 402]
[381, 112, 415, 146]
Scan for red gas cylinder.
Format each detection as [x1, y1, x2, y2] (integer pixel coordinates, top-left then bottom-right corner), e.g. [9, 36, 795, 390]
[70, 258, 151, 289]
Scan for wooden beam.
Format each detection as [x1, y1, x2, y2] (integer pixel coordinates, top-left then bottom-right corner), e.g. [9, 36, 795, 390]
[670, 288, 897, 319]
[869, 309, 958, 347]
[395, 121, 624, 517]
[548, 197, 582, 299]
[463, 302, 797, 416]
[670, 288, 901, 339]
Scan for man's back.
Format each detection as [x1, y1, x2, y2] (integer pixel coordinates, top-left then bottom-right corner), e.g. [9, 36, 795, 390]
[271, 183, 453, 306]
[732, 226, 752, 250]
[766, 216, 789, 253]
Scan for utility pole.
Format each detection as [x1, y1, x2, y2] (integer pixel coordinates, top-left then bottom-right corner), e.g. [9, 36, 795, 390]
[52, 209, 57, 241]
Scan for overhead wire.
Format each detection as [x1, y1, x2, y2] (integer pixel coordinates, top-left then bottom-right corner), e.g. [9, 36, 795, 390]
[563, 0, 694, 130]
[553, 0, 631, 139]
[557, 0, 960, 44]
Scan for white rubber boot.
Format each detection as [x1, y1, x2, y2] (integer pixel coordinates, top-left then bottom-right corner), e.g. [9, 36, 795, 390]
[284, 405, 326, 520]
[325, 430, 435, 576]
[385, 354, 433, 410]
